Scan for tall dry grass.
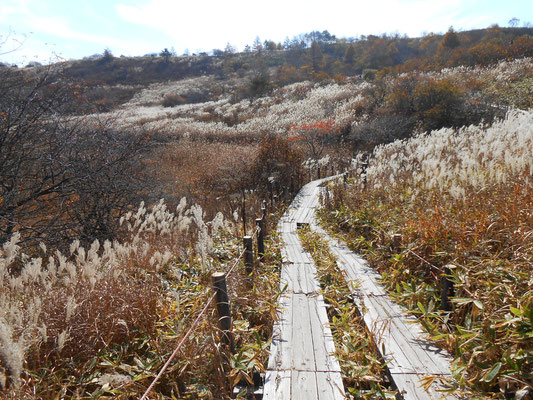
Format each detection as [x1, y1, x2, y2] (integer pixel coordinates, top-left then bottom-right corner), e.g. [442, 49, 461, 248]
[0, 198, 235, 397]
[320, 110, 533, 397]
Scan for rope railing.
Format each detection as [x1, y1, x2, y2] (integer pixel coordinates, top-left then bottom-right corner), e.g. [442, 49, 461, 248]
[140, 225, 262, 399]
[404, 247, 445, 276]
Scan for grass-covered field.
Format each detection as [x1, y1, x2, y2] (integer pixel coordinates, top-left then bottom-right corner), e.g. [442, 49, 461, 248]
[318, 110, 533, 398]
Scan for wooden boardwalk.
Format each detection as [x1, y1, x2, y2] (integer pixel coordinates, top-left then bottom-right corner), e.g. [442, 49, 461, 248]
[265, 178, 457, 399]
[264, 179, 345, 400]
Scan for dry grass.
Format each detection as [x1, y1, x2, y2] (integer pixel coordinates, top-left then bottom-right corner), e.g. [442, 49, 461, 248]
[318, 111, 533, 398]
[0, 198, 281, 399]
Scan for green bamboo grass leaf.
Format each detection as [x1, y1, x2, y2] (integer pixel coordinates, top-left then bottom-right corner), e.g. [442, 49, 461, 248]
[451, 298, 473, 305]
[482, 362, 502, 382]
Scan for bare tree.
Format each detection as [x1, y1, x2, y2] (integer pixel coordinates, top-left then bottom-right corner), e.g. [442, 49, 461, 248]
[0, 66, 151, 248]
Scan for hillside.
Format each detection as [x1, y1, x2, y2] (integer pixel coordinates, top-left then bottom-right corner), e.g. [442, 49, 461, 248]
[11, 26, 530, 114]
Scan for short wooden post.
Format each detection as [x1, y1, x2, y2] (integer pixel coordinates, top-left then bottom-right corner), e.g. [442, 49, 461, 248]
[212, 272, 234, 352]
[290, 176, 295, 194]
[391, 234, 402, 253]
[317, 166, 321, 179]
[243, 236, 254, 279]
[361, 161, 368, 186]
[256, 218, 265, 262]
[241, 190, 247, 236]
[343, 173, 348, 185]
[261, 206, 268, 236]
[441, 265, 455, 312]
[268, 180, 274, 207]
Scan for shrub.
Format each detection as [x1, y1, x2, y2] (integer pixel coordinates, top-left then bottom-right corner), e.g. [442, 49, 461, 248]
[250, 135, 304, 198]
[349, 113, 416, 150]
[161, 93, 185, 107]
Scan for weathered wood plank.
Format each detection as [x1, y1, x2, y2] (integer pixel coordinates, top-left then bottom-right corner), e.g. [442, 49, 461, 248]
[316, 371, 344, 400]
[281, 230, 300, 245]
[303, 176, 457, 399]
[263, 370, 291, 399]
[292, 293, 316, 370]
[268, 293, 294, 371]
[280, 263, 320, 294]
[284, 244, 313, 264]
[315, 295, 342, 372]
[265, 177, 346, 399]
[291, 371, 318, 400]
[309, 294, 342, 373]
[390, 372, 454, 400]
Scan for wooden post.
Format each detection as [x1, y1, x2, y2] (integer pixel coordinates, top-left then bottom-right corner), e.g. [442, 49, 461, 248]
[361, 161, 368, 187]
[268, 180, 274, 207]
[441, 265, 455, 312]
[317, 166, 321, 179]
[343, 172, 348, 185]
[361, 153, 369, 187]
[243, 236, 254, 279]
[241, 190, 246, 236]
[290, 176, 295, 195]
[391, 234, 402, 253]
[256, 218, 265, 262]
[261, 206, 268, 236]
[212, 272, 234, 352]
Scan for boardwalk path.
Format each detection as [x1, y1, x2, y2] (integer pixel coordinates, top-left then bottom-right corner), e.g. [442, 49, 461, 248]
[263, 178, 345, 399]
[264, 178, 456, 399]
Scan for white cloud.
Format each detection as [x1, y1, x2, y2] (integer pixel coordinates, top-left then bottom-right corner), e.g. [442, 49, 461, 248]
[114, 0, 485, 52]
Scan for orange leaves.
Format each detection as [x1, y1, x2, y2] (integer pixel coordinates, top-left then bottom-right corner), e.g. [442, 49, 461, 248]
[288, 119, 341, 138]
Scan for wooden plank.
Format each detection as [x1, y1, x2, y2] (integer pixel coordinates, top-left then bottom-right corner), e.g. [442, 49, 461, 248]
[315, 371, 345, 400]
[268, 293, 293, 370]
[284, 244, 313, 264]
[304, 263, 320, 294]
[291, 293, 316, 370]
[266, 177, 347, 399]
[377, 297, 453, 374]
[390, 372, 455, 400]
[315, 295, 342, 372]
[308, 294, 342, 373]
[280, 263, 319, 294]
[330, 249, 388, 297]
[281, 231, 300, 245]
[291, 371, 318, 400]
[263, 370, 291, 399]
[303, 178, 458, 399]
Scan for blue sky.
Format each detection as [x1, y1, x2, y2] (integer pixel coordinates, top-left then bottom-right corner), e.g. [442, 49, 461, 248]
[1, 0, 532, 65]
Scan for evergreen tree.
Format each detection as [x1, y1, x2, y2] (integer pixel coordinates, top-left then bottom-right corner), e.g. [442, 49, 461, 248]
[441, 27, 460, 49]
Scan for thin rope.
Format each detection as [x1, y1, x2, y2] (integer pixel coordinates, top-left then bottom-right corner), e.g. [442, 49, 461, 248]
[140, 224, 262, 399]
[140, 291, 217, 400]
[405, 248, 445, 275]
